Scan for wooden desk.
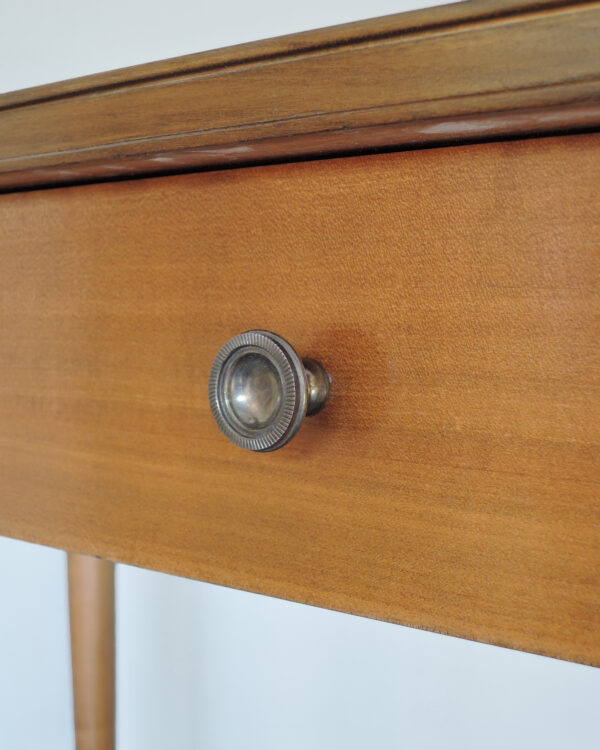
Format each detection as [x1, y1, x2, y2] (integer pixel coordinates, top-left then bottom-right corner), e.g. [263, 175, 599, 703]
[1, 2, 599, 747]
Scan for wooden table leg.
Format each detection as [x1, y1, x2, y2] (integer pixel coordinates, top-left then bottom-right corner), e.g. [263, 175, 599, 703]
[67, 553, 115, 750]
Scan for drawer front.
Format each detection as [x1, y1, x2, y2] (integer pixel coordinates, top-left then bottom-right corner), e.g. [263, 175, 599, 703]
[0, 133, 598, 664]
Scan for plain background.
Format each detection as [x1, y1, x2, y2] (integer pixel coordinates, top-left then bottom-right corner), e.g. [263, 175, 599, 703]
[0, 1, 599, 748]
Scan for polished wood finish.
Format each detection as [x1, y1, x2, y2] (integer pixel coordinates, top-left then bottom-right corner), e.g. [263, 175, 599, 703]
[1, 0, 600, 191]
[68, 554, 115, 750]
[0, 133, 599, 665]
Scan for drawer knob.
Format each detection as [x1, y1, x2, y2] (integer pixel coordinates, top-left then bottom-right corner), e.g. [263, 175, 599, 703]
[208, 330, 329, 452]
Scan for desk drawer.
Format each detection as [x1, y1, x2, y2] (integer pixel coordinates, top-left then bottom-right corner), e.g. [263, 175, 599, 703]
[1, 132, 598, 664]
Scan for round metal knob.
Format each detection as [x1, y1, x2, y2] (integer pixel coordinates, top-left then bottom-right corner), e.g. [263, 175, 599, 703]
[208, 330, 329, 452]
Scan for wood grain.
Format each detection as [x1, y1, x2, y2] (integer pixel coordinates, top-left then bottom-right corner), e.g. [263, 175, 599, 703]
[0, 133, 599, 664]
[68, 554, 115, 750]
[1, 0, 600, 191]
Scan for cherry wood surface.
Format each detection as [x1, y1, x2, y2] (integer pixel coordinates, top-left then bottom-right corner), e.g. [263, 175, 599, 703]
[68, 554, 115, 750]
[1, 0, 600, 190]
[0, 133, 599, 665]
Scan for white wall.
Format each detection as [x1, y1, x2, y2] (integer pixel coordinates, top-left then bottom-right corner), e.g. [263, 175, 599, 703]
[117, 563, 600, 750]
[1, 537, 599, 750]
[1, 1, 599, 748]
[0, 539, 73, 749]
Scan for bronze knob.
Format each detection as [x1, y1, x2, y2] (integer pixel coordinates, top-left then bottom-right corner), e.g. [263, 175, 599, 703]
[208, 330, 329, 452]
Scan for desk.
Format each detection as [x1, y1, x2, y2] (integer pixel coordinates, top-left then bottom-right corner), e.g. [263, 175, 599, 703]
[1, 2, 599, 747]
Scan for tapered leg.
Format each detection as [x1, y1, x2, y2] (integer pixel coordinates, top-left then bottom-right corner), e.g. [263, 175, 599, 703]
[68, 553, 115, 750]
